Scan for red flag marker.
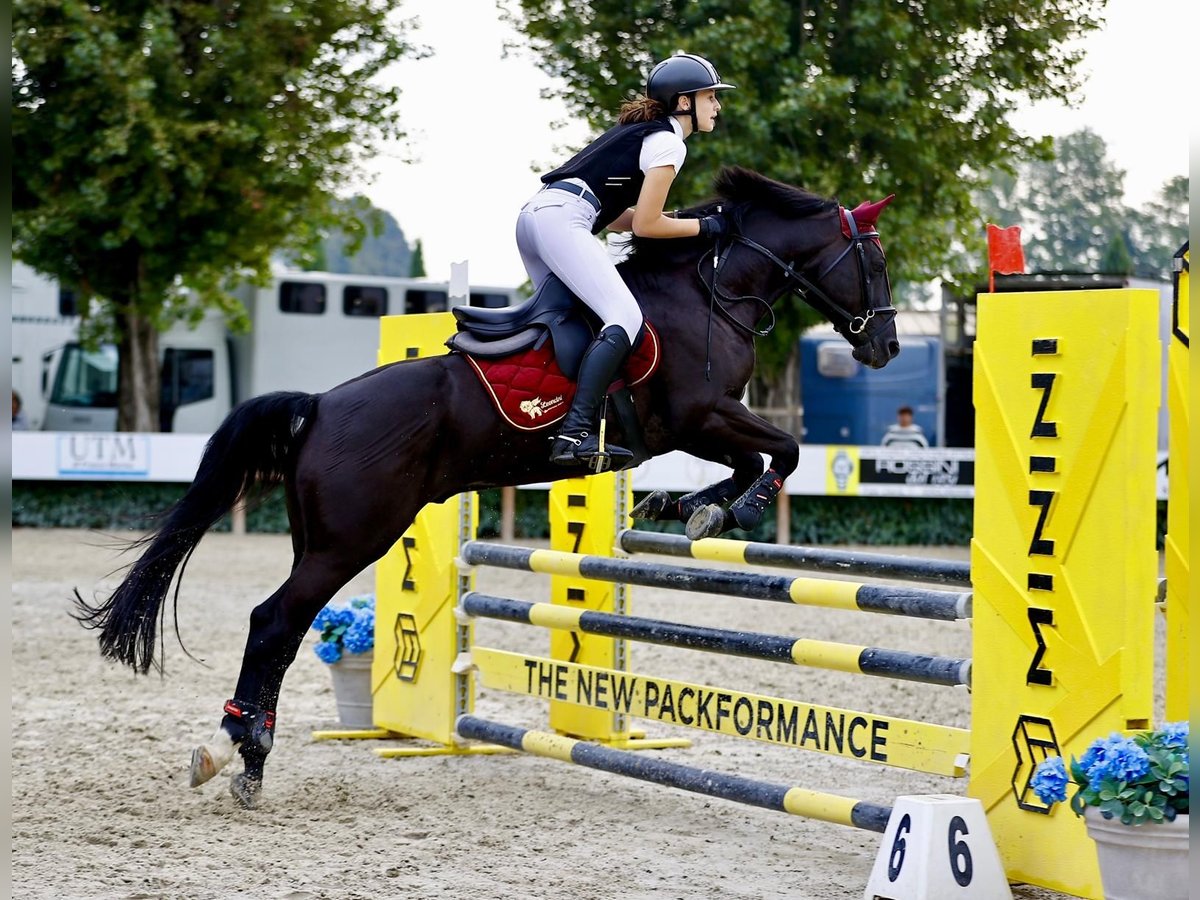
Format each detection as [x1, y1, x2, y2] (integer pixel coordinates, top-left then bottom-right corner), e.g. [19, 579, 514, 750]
[986, 224, 1025, 292]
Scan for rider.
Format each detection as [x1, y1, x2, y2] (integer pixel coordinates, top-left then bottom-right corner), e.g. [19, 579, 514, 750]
[516, 53, 735, 471]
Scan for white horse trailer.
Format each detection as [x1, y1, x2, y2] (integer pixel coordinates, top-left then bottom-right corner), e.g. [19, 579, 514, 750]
[11, 263, 520, 433]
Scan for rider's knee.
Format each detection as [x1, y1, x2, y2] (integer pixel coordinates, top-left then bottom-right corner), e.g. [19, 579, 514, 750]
[605, 312, 643, 348]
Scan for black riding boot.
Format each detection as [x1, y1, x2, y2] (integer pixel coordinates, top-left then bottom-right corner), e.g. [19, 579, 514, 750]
[549, 325, 635, 472]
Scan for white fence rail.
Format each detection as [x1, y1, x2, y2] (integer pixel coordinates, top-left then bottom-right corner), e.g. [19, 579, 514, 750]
[11, 432, 1170, 500]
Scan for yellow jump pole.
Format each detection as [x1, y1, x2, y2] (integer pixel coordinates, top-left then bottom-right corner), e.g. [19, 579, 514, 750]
[456, 715, 893, 832]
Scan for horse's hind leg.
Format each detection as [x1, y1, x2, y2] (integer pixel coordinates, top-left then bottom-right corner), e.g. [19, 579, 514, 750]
[190, 549, 373, 808]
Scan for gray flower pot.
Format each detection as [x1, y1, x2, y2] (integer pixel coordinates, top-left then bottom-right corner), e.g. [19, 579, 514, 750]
[1085, 807, 1189, 899]
[329, 651, 375, 728]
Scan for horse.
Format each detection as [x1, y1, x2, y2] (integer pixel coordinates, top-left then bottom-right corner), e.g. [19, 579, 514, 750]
[74, 166, 900, 808]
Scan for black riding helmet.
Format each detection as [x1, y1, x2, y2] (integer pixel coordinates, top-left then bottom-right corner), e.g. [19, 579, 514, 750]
[646, 54, 735, 132]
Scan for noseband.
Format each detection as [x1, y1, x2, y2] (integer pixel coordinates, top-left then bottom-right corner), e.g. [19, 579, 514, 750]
[701, 207, 897, 342]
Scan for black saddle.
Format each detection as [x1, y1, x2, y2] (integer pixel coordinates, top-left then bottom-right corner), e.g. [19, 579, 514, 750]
[446, 274, 595, 380]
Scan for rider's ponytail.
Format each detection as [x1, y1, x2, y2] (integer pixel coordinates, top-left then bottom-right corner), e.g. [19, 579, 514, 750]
[618, 94, 667, 124]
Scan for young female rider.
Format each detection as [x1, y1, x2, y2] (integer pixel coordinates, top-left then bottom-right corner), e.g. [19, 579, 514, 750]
[515, 53, 735, 471]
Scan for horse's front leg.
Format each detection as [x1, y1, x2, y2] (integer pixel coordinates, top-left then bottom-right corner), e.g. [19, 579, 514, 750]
[631, 448, 763, 524]
[674, 398, 799, 540]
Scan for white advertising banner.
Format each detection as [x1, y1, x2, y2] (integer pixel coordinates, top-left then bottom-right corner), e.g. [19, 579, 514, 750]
[11, 433, 1170, 500]
[13, 432, 210, 481]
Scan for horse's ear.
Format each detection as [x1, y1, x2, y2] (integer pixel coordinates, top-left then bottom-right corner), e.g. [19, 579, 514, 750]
[850, 194, 896, 229]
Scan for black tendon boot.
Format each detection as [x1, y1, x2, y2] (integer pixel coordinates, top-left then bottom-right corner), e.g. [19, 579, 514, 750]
[549, 325, 635, 472]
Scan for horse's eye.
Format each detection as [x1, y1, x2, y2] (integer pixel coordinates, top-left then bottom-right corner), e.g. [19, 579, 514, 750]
[872, 261, 886, 274]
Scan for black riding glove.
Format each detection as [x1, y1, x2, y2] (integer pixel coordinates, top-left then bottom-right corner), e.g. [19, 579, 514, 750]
[698, 215, 728, 239]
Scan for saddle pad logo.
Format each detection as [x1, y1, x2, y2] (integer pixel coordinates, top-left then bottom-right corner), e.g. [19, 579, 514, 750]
[462, 323, 660, 432]
[519, 395, 565, 419]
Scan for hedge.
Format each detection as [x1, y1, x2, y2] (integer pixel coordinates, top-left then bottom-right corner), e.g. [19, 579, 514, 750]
[12, 480, 1172, 549]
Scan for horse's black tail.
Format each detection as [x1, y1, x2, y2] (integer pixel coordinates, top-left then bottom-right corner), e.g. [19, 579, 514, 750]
[72, 391, 319, 674]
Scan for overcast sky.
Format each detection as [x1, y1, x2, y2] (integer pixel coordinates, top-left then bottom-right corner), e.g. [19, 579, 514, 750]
[360, 0, 1192, 287]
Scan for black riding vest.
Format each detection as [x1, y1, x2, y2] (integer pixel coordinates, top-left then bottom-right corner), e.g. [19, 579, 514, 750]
[541, 118, 676, 234]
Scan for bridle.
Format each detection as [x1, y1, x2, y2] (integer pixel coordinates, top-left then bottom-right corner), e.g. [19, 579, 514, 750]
[698, 206, 897, 342]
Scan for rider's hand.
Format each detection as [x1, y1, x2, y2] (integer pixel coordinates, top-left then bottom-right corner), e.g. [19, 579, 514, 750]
[698, 215, 728, 239]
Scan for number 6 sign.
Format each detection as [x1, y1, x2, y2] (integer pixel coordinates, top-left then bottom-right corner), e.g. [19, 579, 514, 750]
[864, 795, 1011, 899]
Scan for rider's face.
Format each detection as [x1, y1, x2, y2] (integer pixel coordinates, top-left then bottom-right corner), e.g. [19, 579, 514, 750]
[678, 90, 722, 135]
[692, 89, 722, 133]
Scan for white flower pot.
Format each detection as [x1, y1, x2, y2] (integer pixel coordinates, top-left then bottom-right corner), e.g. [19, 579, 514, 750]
[1084, 807, 1189, 899]
[328, 651, 375, 728]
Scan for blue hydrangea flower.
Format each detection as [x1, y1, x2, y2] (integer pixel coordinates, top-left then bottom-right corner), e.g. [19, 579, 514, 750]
[1031, 756, 1068, 804]
[1078, 732, 1120, 777]
[1160, 721, 1189, 750]
[1105, 741, 1150, 782]
[311, 607, 335, 632]
[314, 640, 343, 664]
[331, 607, 356, 629]
[1083, 734, 1149, 783]
[343, 621, 374, 654]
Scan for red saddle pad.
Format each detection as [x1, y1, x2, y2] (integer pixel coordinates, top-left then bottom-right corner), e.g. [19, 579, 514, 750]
[463, 323, 661, 431]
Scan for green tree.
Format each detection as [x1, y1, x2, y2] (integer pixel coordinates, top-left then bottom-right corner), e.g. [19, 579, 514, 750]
[409, 238, 427, 278]
[1129, 176, 1189, 280]
[977, 130, 1186, 279]
[13, 1, 419, 430]
[306, 197, 414, 278]
[503, 0, 1101, 420]
[1099, 232, 1132, 275]
[1008, 129, 1128, 271]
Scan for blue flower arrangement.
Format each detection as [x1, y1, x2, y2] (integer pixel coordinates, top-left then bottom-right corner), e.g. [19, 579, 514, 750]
[310, 594, 375, 664]
[1031, 722, 1189, 826]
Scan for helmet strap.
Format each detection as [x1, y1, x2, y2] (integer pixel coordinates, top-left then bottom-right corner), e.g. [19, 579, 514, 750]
[671, 92, 699, 134]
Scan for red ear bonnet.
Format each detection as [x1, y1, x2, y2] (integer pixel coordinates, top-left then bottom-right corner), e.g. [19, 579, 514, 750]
[849, 194, 895, 231]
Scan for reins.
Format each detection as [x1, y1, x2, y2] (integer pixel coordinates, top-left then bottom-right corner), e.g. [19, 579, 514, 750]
[700, 227, 777, 380]
[696, 208, 897, 361]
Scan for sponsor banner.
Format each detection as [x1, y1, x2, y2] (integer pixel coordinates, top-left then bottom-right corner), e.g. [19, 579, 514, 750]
[830, 446, 977, 498]
[12, 432, 208, 481]
[57, 433, 151, 476]
[12, 434, 1169, 500]
[472, 647, 970, 776]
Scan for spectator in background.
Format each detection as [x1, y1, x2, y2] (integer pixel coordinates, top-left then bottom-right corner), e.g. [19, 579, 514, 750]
[882, 405, 927, 448]
[12, 390, 30, 430]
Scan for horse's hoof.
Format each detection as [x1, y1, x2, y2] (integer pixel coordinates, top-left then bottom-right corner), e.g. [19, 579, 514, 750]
[685, 504, 727, 540]
[229, 772, 262, 809]
[190, 746, 220, 788]
[632, 490, 672, 521]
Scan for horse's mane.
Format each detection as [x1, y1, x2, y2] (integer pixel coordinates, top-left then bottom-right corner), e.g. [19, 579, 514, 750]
[621, 166, 837, 272]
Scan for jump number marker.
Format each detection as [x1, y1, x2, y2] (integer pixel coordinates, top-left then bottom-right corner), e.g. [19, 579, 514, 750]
[865, 796, 1010, 898]
[948, 816, 974, 887]
[887, 813, 912, 881]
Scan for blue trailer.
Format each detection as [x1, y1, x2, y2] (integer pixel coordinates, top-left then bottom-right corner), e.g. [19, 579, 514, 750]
[799, 334, 943, 446]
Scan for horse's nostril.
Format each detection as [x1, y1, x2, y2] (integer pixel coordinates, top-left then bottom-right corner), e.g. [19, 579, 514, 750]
[888, 340, 900, 358]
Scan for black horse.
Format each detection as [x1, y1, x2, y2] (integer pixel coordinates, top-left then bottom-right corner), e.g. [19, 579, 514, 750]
[74, 167, 899, 807]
